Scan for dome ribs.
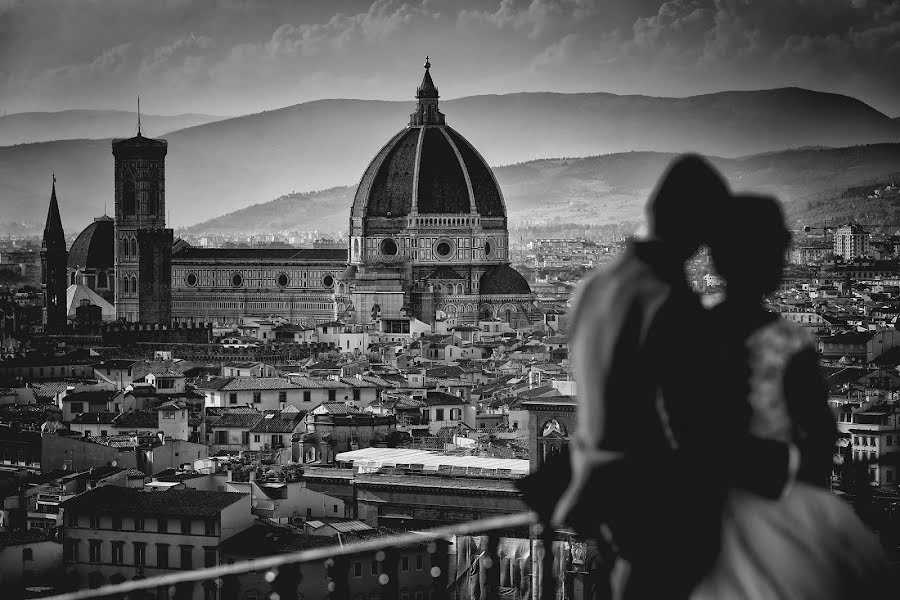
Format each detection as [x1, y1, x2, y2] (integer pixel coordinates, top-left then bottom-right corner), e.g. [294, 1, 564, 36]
[446, 127, 506, 218]
[416, 128, 469, 214]
[361, 128, 419, 218]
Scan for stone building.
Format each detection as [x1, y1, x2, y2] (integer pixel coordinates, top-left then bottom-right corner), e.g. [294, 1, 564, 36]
[41, 59, 534, 329]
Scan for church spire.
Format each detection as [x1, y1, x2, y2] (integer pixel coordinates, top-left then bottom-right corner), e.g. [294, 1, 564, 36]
[41, 173, 68, 332]
[43, 174, 65, 250]
[410, 56, 445, 126]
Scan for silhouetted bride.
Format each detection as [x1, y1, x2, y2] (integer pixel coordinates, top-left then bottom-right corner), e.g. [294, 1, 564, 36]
[693, 194, 887, 599]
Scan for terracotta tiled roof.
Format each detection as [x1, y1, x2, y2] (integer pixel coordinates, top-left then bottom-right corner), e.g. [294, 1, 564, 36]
[425, 391, 466, 406]
[198, 377, 301, 391]
[112, 410, 158, 429]
[312, 402, 362, 415]
[61, 486, 245, 517]
[71, 412, 117, 425]
[249, 414, 302, 434]
[210, 412, 264, 429]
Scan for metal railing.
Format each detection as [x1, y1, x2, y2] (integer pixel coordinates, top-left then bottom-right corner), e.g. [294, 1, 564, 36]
[43, 511, 577, 600]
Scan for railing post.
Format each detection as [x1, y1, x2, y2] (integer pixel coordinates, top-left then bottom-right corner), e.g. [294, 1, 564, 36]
[428, 540, 450, 600]
[540, 527, 555, 600]
[480, 534, 501, 600]
[220, 574, 240, 600]
[380, 549, 399, 600]
[173, 581, 193, 600]
[269, 563, 301, 600]
[325, 556, 350, 600]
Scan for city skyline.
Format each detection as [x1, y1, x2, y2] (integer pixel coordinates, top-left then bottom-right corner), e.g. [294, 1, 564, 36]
[2, 0, 899, 117]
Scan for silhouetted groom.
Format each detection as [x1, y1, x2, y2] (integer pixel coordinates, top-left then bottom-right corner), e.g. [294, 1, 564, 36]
[521, 155, 801, 599]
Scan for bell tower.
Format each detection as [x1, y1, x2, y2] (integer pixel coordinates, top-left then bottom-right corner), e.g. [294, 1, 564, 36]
[41, 175, 68, 331]
[111, 124, 172, 323]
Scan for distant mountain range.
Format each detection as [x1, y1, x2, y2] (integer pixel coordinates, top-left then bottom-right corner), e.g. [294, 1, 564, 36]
[1, 87, 899, 233]
[0, 110, 226, 146]
[188, 144, 900, 234]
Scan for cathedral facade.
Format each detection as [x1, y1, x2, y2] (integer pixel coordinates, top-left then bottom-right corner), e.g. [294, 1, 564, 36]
[42, 60, 534, 330]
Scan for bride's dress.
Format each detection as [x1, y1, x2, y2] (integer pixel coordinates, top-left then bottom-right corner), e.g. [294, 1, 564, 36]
[693, 319, 887, 599]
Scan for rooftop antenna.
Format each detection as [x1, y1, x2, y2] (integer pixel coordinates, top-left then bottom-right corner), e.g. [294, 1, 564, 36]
[137, 96, 142, 136]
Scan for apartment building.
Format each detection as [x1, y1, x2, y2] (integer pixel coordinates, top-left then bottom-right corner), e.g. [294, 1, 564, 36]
[61, 486, 252, 597]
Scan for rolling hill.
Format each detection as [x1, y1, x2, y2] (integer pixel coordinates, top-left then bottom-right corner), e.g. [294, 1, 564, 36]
[0, 110, 227, 146]
[187, 144, 900, 235]
[2, 87, 899, 233]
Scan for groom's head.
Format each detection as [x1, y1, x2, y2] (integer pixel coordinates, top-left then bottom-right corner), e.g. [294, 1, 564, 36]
[646, 154, 730, 259]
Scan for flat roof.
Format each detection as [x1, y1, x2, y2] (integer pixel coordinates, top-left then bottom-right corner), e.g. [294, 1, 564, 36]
[335, 447, 529, 476]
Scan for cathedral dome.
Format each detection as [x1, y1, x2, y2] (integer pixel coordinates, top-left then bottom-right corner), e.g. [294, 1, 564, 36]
[479, 265, 532, 295]
[68, 215, 114, 270]
[351, 61, 505, 220]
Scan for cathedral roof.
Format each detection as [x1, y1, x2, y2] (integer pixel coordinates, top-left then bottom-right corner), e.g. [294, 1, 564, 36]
[351, 61, 505, 220]
[338, 265, 358, 281]
[171, 247, 347, 262]
[424, 266, 465, 280]
[479, 265, 532, 295]
[66, 284, 115, 320]
[68, 216, 113, 270]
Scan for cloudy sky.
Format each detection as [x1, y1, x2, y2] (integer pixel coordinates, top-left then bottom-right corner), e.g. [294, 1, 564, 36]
[2, 0, 899, 117]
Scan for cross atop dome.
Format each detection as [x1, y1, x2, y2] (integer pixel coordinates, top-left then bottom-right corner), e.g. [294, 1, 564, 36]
[411, 55, 444, 126]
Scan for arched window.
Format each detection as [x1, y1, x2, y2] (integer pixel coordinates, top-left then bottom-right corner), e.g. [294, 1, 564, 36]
[131, 276, 138, 294]
[123, 178, 136, 216]
[130, 238, 137, 257]
[119, 238, 127, 257]
[149, 181, 160, 215]
[70, 271, 76, 285]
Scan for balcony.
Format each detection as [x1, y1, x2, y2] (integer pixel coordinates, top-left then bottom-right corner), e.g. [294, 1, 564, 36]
[42, 511, 584, 600]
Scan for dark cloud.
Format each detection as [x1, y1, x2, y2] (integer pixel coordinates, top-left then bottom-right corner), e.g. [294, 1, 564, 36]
[1, 0, 898, 116]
